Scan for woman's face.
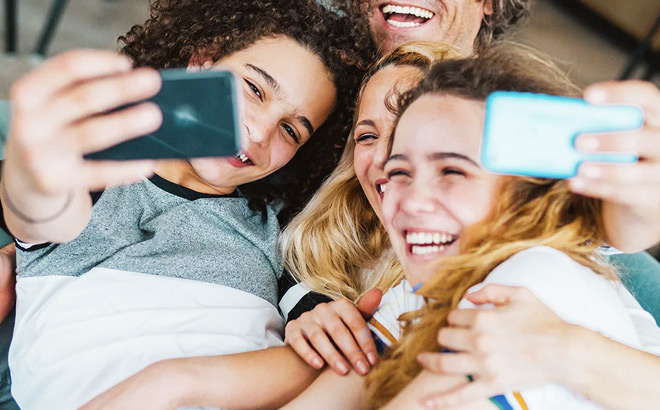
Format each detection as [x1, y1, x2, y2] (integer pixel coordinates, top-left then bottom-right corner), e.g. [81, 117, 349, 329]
[353, 65, 422, 221]
[189, 36, 337, 190]
[382, 94, 501, 285]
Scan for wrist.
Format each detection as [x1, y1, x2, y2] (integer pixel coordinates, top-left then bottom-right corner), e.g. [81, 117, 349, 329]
[557, 324, 602, 392]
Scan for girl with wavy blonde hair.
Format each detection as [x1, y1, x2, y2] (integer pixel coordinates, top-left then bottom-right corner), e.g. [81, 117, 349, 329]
[364, 43, 643, 409]
[280, 41, 460, 303]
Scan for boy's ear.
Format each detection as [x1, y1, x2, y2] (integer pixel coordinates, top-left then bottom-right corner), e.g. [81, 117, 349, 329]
[484, 0, 494, 16]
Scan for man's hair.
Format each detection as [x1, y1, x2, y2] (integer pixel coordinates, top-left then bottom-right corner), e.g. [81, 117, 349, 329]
[479, 0, 532, 46]
[120, 0, 376, 216]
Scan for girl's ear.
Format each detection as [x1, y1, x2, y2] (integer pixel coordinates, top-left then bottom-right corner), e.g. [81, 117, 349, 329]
[484, 0, 494, 16]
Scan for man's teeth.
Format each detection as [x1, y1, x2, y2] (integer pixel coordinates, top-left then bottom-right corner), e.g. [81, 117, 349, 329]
[237, 153, 250, 163]
[411, 245, 446, 255]
[387, 20, 422, 28]
[406, 232, 455, 245]
[382, 4, 434, 19]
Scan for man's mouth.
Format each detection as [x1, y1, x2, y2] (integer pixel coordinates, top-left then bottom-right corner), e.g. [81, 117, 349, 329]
[405, 230, 457, 255]
[380, 4, 435, 28]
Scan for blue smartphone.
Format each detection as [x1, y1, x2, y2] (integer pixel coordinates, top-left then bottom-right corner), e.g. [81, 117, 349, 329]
[85, 69, 241, 160]
[481, 91, 643, 179]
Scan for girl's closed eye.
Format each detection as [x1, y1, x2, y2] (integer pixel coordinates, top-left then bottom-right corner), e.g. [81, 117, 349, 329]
[386, 169, 411, 181]
[355, 132, 378, 144]
[440, 167, 466, 177]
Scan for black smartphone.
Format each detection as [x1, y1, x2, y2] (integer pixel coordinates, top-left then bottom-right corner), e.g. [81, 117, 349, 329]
[85, 69, 241, 160]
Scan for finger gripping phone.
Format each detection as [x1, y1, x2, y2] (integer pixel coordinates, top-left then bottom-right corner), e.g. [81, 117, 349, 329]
[85, 69, 241, 160]
[481, 91, 643, 179]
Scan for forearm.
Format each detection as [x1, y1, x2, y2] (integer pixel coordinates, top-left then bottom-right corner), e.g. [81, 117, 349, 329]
[563, 325, 660, 410]
[281, 369, 366, 410]
[603, 202, 660, 253]
[168, 346, 320, 410]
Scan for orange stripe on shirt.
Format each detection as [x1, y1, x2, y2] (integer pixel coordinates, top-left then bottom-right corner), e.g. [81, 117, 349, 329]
[513, 392, 529, 410]
[369, 317, 398, 345]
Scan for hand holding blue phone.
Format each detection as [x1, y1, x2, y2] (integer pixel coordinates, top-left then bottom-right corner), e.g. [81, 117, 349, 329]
[481, 91, 643, 179]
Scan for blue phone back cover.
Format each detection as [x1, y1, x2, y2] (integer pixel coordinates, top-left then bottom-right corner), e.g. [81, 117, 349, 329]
[482, 92, 642, 179]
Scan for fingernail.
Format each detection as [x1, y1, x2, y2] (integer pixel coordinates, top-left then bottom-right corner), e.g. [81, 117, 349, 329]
[134, 70, 161, 90]
[585, 87, 608, 103]
[356, 360, 368, 374]
[141, 104, 162, 127]
[336, 361, 349, 375]
[119, 57, 133, 71]
[581, 165, 601, 179]
[423, 399, 437, 409]
[569, 178, 585, 191]
[367, 352, 378, 365]
[312, 358, 323, 368]
[577, 136, 599, 151]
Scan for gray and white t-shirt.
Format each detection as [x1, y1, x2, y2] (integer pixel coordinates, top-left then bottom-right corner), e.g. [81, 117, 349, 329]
[8, 175, 285, 410]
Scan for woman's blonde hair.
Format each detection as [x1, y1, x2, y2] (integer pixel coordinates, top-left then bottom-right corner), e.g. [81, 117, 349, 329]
[366, 43, 616, 407]
[279, 42, 460, 302]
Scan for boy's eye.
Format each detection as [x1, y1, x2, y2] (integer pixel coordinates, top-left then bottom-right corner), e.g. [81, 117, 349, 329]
[355, 133, 377, 144]
[245, 80, 262, 101]
[281, 123, 300, 144]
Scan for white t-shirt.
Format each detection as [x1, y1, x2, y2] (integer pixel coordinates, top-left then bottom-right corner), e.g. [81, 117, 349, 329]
[368, 246, 660, 409]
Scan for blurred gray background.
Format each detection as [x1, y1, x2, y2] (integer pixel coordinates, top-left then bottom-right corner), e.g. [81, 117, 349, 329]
[1, 0, 659, 258]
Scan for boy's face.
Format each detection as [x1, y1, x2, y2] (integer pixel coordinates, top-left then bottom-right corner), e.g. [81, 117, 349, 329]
[188, 36, 337, 191]
[366, 0, 493, 54]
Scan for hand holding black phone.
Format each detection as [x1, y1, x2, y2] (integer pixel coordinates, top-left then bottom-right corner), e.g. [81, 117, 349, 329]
[85, 69, 241, 160]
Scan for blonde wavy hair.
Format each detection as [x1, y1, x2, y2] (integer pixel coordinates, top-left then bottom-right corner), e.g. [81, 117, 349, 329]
[279, 42, 461, 302]
[366, 43, 616, 408]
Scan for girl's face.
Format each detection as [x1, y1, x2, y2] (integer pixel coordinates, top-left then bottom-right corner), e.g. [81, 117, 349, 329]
[353, 65, 423, 221]
[187, 36, 337, 192]
[382, 94, 501, 285]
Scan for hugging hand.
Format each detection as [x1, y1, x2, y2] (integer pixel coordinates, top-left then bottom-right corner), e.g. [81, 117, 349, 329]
[570, 80, 660, 251]
[416, 285, 575, 409]
[285, 288, 382, 376]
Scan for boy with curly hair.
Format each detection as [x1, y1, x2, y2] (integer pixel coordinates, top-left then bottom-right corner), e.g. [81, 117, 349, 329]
[0, 1, 375, 409]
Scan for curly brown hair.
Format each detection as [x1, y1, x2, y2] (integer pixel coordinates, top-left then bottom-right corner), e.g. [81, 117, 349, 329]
[119, 0, 377, 217]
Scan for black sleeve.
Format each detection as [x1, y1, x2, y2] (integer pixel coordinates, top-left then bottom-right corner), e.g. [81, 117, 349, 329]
[278, 270, 333, 324]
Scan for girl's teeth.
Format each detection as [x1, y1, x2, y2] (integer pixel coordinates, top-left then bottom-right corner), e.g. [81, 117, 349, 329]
[411, 245, 446, 255]
[405, 232, 456, 245]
